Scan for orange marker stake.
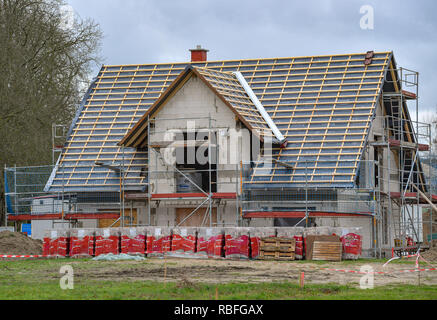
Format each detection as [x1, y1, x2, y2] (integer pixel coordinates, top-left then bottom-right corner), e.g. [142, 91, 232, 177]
[164, 260, 167, 288]
[300, 272, 305, 288]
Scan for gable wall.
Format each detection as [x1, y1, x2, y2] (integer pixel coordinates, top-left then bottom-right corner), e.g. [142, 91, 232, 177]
[150, 75, 250, 194]
[362, 100, 401, 193]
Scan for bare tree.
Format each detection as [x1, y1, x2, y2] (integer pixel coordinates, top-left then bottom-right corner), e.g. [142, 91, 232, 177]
[0, 0, 103, 224]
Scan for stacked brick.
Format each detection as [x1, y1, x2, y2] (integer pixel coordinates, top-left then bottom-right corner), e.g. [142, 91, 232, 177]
[69, 229, 95, 258]
[146, 227, 172, 257]
[120, 227, 147, 255]
[196, 228, 225, 258]
[224, 227, 251, 259]
[171, 227, 198, 257]
[43, 229, 69, 258]
[38, 226, 363, 260]
[95, 228, 120, 256]
[339, 227, 363, 260]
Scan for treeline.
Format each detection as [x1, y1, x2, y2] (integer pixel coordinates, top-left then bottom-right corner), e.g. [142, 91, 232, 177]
[0, 0, 102, 224]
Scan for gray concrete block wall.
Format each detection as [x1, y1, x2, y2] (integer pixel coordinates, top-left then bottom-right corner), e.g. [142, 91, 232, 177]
[149, 76, 250, 195]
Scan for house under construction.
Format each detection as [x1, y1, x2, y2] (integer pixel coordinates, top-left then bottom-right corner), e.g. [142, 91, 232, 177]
[4, 47, 436, 257]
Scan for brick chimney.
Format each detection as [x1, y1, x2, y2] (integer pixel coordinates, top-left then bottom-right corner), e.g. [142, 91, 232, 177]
[190, 45, 209, 62]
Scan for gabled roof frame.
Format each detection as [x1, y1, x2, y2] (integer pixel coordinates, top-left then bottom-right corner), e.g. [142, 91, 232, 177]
[357, 51, 428, 192]
[119, 66, 277, 148]
[46, 51, 394, 191]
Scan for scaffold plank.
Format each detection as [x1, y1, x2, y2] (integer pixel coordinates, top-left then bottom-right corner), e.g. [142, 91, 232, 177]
[243, 211, 372, 218]
[148, 192, 237, 199]
[388, 139, 429, 151]
[389, 192, 437, 204]
[7, 213, 120, 221]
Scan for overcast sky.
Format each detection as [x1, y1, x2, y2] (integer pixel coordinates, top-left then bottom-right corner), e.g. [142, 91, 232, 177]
[67, 0, 437, 120]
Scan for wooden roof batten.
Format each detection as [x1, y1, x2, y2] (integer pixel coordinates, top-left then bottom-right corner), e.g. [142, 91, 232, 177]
[119, 66, 278, 148]
[46, 51, 396, 191]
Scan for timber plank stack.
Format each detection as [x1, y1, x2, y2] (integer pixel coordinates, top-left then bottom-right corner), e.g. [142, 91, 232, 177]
[258, 237, 296, 261]
[312, 241, 342, 261]
[305, 235, 342, 261]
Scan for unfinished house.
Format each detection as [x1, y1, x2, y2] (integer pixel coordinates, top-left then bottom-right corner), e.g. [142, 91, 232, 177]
[4, 47, 436, 257]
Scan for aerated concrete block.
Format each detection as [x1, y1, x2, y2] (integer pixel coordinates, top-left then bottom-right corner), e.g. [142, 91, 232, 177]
[170, 227, 198, 256]
[146, 227, 172, 257]
[95, 228, 121, 256]
[69, 228, 95, 258]
[43, 229, 70, 258]
[120, 227, 147, 255]
[224, 227, 251, 260]
[196, 227, 225, 259]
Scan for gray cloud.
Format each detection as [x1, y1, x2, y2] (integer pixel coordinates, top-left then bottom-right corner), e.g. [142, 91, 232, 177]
[68, 0, 437, 118]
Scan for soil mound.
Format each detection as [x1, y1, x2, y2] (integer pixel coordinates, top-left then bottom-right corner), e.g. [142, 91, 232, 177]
[421, 247, 437, 262]
[0, 231, 43, 255]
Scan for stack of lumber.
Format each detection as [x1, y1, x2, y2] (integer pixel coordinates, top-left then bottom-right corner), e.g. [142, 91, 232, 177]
[258, 237, 296, 261]
[305, 235, 342, 261]
[312, 241, 342, 261]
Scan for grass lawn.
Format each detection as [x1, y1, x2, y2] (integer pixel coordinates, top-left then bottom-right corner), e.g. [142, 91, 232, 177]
[0, 258, 436, 300]
[1, 280, 437, 300]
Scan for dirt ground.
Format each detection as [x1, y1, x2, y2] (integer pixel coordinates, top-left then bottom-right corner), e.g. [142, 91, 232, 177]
[1, 230, 436, 287]
[0, 231, 43, 255]
[421, 247, 437, 262]
[63, 256, 437, 287]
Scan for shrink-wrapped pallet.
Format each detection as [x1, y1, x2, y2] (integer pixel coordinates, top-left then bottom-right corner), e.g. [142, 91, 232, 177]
[95, 228, 120, 256]
[120, 227, 147, 255]
[224, 227, 250, 260]
[196, 227, 225, 259]
[69, 228, 95, 258]
[170, 227, 198, 257]
[146, 227, 172, 257]
[43, 229, 69, 258]
[339, 227, 363, 260]
[249, 227, 276, 259]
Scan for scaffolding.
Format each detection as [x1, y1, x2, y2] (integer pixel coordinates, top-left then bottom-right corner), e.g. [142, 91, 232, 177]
[4, 125, 132, 228]
[3, 66, 436, 258]
[379, 67, 433, 255]
[3, 165, 124, 228]
[144, 115, 241, 228]
[239, 66, 435, 257]
[52, 124, 68, 166]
